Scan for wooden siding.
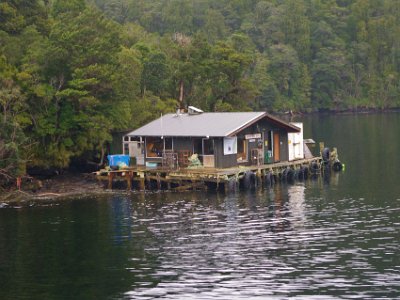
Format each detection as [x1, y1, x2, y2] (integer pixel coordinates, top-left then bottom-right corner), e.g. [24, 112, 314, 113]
[139, 117, 293, 168]
[172, 137, 193, 152]
[214, 138, 237, 168]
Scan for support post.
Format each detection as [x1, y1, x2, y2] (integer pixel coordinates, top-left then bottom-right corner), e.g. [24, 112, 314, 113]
[138, 172, 145, 191]
[319, 142, 325, 156]
[126, 172, 132, 190]
[332, 147, 338, 161]
[156, 173, 161, 190]
[256, 169, 262, 189]
[108, 172, 114, 189]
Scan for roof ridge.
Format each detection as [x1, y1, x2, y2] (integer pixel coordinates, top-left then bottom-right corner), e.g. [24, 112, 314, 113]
[126, 111, 299, 137]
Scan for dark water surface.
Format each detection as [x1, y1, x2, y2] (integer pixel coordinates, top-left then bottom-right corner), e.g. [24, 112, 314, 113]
[1, 113, 399, 299]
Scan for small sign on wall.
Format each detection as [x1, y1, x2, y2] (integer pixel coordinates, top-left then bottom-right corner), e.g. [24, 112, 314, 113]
[245, 133, 261, 140]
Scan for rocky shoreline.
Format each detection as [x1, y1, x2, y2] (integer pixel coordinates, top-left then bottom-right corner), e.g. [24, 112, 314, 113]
[0, 173, 121, 207]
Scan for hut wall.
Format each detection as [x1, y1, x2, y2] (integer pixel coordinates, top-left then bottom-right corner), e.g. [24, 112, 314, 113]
[234, 119, 291, 164]
[214, 138, 237, 168]
[135, 117, 293, 168]
[172, 137, 193, 152]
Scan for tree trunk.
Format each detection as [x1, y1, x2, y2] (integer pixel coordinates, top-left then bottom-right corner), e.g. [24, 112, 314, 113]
[179, 80, 184, 109]
[99, 146, 105, 166]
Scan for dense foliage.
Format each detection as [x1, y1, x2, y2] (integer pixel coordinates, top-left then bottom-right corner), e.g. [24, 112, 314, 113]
[1, 0, 400, 176]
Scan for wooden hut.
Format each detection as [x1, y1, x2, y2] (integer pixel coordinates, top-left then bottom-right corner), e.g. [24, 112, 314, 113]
[123, 108, 302, 169]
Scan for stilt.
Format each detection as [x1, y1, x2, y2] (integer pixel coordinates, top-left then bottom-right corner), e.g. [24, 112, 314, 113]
[224, 182, 229, 193]
[319, 142, 325, 155]
[108, 172, 114, 189]
[156, 173, 161, 190]
[138, 172, 145, 191]
[256, 170, 262, 189]
[126, 172, 132, 190]
[139, 178, 145, 191]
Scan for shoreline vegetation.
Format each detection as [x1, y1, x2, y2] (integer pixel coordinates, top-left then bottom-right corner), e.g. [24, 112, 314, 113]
[2, 0, 400, 199]
[1, 109, 400, 206]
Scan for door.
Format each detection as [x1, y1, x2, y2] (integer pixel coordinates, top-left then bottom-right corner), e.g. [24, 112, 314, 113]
[273, 132, 280, 162]
[129, 141, 144, 165]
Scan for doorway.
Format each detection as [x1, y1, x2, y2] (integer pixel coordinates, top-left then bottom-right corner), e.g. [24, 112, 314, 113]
[273, 132, 280, 162]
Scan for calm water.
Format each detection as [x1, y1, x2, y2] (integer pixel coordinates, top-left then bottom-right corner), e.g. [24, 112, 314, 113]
[1, 113, 400, 300]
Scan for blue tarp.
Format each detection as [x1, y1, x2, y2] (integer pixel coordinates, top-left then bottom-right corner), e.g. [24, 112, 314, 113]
[108, 155, 130, 167]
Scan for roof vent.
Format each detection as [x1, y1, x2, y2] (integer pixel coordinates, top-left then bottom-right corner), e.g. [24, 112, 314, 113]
[188, 106, 203, 115]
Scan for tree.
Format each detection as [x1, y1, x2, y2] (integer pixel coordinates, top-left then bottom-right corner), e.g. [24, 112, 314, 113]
[280, 0, 311, 62]
[137, 45, 169, 97]
[203, 9, 228, 43]
[0, 56, 28, 181]
[0, 57, 26, 123]
[208, 41, 253, 111]
[22, 3, 128, 167]
[268, 44, 310, 111]
[0, 116, 27, 182]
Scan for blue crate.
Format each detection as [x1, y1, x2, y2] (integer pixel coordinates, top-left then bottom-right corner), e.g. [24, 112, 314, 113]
[108, 155, 130, 167]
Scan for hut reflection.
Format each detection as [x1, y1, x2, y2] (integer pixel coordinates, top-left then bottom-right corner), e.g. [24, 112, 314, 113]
[288, 185, 306, 229]
[267, 184, 307, 232]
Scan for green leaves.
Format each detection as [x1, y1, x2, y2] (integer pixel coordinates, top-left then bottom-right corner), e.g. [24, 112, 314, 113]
[0, 117, 27, 178]
[1, 0, 400, 176]
[0, 3, 25, 34]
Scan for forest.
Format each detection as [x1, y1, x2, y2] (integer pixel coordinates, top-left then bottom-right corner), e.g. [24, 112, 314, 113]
[1, 0, 400, 180]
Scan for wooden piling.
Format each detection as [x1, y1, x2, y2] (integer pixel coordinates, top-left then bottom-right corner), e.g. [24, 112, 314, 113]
[125, 172, 132, 190]
[156, 173, 161, 190]
[256, 169, 262, 189]
[108, 172, 114, 189]
[319, 142, 325, 155]
[138, 171, 145, 191]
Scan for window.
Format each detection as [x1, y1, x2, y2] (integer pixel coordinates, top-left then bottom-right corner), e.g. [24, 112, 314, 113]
[203, 139, 214, 155]
[146, 137, 164, 157]
[123, 143, 129, 155]
[192, 138, 202, 155]
[145, 137, 173, 157]
[164, 137, 173, 150]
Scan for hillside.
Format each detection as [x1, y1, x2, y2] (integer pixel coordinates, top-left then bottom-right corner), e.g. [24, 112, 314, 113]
[1, 0, 399, 176]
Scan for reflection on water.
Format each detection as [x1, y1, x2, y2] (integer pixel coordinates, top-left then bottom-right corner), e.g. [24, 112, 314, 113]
[0, 183, 399, 299]
[288, 185, 306, 229]
[118, 184, 400, 300]
[1, 113, 400, 300]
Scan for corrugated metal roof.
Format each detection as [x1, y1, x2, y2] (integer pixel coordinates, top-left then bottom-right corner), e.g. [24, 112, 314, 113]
[126, 112, 299, 137]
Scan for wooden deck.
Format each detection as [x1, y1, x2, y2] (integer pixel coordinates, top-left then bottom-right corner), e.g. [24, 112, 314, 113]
[95, 156, 325, 191]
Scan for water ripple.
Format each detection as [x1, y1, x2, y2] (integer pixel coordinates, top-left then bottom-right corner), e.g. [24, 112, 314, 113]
[119, 187, 400, 299]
